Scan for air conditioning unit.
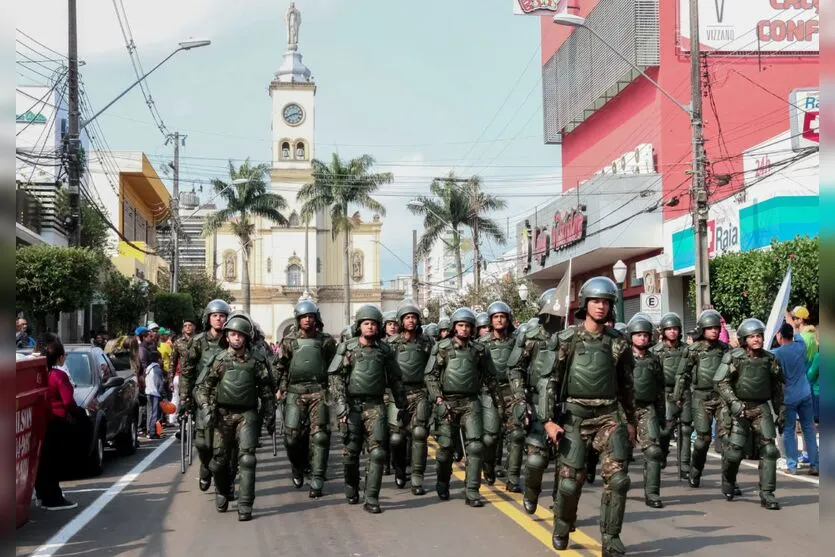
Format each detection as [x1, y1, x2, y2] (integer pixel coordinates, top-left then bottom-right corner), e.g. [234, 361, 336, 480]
[634, 144, 654, 174]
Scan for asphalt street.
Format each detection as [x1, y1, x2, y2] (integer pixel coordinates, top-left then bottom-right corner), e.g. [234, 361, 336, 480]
[18, 430, 819, 557]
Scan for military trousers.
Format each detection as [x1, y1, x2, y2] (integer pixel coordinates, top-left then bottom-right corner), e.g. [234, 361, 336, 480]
[481, 383, 525, 486]
[660, 388, 692, 475]
[722, 402, 780, 497]
[522, 396, 551, 503]
[552, 402, 631, 541]
[193, 396, 214, 482]
[284, 385, 330, 489]
[210, 407, 259, 514]
[341, 397, 388, 505]
[432, 394, 484, 501]
[635, 403, 663, 501]
[690, 389, 722, 477]
[390, 386, 431, 488]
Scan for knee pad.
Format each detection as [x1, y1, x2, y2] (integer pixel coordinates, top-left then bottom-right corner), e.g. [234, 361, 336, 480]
[693, 436, 710, 453]
[724, 444, 743, 464]
[608, 471, 631, 494]
[558, 477, 582, 498]
[466, 440, 484, 458]
[312, 430, 330, 449]
[208, 456, 226, 475]
[389, 431, 405, 448]
[284, 429, 302, 447]
[525, 451, 548, 472]
[435, 447, 451, 464]
[239, 451, 256, 471]
[762, 442, 780, 460]
[412, 425, 428, 442]
[482, 433, 496, 449]
[643, 444, 664, 462]
[510, 427, 527, 444]
[369, 447, 387, 464]
[681, 423, 693, 436]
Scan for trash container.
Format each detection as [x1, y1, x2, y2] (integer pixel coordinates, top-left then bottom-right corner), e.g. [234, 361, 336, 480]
[16, 356, 49, 529]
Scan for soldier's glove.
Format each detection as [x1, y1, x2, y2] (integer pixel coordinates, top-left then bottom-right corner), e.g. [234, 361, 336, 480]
[730, 400, 746, 419]
[435, 400, 452, 423]
[776, 407, 786, 434]
[198, 404, 214, 427]
[335, 401, 349, 420]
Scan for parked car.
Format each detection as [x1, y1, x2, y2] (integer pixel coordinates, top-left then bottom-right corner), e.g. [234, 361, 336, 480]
[16, 345, 140, 476]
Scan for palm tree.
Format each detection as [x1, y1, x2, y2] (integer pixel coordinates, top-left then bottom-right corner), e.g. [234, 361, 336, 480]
[203, 159, 288, 313]
[408, 173, 506, 292]
[297, 153, 391, 324]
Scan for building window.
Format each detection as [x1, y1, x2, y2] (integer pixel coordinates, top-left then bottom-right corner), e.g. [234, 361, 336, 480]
[266, 257, 272, 273]
[281, 142, 291, 160]
[295, 141, 306, 160]
[287, 264, 301, 287]
[317, 257, 322, 273]
[289, 211, 300, 227]
[222, 250, 237, 281]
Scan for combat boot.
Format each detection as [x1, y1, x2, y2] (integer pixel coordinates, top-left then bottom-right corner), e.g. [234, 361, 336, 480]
[309, 477, 323, 499]
[411, 485, 426, 496]
[721, 479, 736, 501]
[523, 496, 537, 514]
[551, 519, 571, 551]
[688, 470, 701, 488]
[645, 495, 664, 508]
[238, 507, 252, 522]
[601, 534, 627, 557]
[199, 466, 212, 492]
[215, 493, 228, 513]
[395, 472, 407, 489]
[291, 466, 304, 488]
[505, 481, 522, 493]
[760, 491, 780, 510]
[363, 502, 382, 514]
[436, 482, 450, 501]
[464, 497, 484, 508]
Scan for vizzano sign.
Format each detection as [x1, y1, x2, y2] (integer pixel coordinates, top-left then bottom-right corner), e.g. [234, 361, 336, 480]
[513, 0, 567, 16]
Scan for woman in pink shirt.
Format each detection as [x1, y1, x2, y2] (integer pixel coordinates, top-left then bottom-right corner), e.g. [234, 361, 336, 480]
[34, 334, 79, 511]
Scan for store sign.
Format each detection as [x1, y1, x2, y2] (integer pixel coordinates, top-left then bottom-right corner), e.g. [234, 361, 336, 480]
[707, 217, 740, 256]
[513, 0, 567, 15]
[789, 88, 819, 151]
[16, 111, 47, 124]
[526, 206, 586, 269]
[679, 0, 819, 53]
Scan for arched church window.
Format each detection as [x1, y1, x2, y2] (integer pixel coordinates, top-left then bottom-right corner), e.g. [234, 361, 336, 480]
[281, 142, 291, 159]
[287, 264, 302, 287]
[295, 142, 306, 160]
[222, 250, 237, 281]
[289, 211, 300, 227]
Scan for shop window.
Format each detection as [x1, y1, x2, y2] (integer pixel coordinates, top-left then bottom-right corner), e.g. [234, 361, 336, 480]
[287, 264, 301, 287]
[281, 142, 291, 160]
[295, 142, 306, 160]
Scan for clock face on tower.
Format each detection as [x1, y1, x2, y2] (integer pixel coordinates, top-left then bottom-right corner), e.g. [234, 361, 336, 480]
[282, 103, 304, 126]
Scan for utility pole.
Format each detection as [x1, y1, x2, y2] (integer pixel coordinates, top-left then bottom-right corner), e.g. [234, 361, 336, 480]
[411, 229, 419, 303]
[168, 132, 184, 292]
[66, 0, 81, 246]
[690, 0, 711, 311]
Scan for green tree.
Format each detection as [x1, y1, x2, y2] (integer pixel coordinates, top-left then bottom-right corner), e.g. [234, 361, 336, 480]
[152, 292, 194, 330]
[437, 276, 541, 325]
[101, 271, 151, 336]
[175, 268, 234, 325]
[297, 153, 391, 324]
[461, 177, 507, 294]
[203, 159, 288, 313]
[16, 245, 101, 334]
[54, 188, 109, 256]
[688, 236, 818, 327]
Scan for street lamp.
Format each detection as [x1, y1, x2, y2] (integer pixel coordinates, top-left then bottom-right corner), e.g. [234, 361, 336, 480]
[518, 283, 529, 302]
[423, 307, 430, 319]
[612, 259, 628, 322]
[81, 39, 211, 130]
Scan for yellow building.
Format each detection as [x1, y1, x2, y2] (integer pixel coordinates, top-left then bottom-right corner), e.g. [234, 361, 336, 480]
[89, 151, 171, 286]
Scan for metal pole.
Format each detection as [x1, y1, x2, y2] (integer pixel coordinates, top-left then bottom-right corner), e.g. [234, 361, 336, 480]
[617, 282, 625, 322]
[690, 0, 711, 311]
[304, 219, 310, 292]
[171, 131, 180, 292]
[67, 0, 81, 246]
[412, 229, 419, 303]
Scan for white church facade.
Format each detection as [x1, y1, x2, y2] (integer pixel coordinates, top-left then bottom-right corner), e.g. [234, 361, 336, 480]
[206, 4, 403, 340]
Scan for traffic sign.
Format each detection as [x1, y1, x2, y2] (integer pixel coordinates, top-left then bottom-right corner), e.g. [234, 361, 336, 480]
[640, 293, 663, 323]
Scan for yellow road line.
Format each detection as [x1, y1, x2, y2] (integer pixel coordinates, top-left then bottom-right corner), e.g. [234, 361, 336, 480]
[427, 441, 601, 555]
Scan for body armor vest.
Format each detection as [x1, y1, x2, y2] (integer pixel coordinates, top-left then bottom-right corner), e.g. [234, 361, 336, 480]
[441, 344, 481, 395]
[733, 354, 773, 402]
[346, 345, 387, 397]
[395, 339, 431, 385]
[659, 344, 686, 388]
[486, 336, 514, 384]
[694, 343, 725, 390]
[529, 336, 558, 392]
[288, 338, 326, 385]
[633, 353, 659, 403]
[195, 333, 224, 387]
[216, 355, 258, 408]
[565, 333, 617, 400]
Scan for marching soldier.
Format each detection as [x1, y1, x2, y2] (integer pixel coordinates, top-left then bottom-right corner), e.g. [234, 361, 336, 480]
[627, 316, 666, 508]
[475, 312, 491, 338]
[179, 299, 231, 492]
[548, 277, 636, 557]
[438, 317, 451, 340]
[199, 313, 275, 521]
[423, 323, 440, 342]
[507, 288, 563, 513]
[715, 318, 784, 510]
[328, 305, 405, 513]
[274, 300, 337, 498]
[383, 311, 400, 339]
[426, 307, 503, 507]
[651, 312, 690, 478]
[674, 309, 729, 488]
[479, 301, 523, 490]
[388, 304, 434, 494]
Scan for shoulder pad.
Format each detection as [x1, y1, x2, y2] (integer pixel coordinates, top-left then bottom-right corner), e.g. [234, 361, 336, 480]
[478, 333, 492, 343]
[603, 327, 621, 339]
[525, 324, 543, 339]
[379, 341, 393, 355]
[687, 342, 701, 354]
[345, 338, 360, 351]
[650, 342, 663, 353]
[558, 327, 576, 342]
[729, 347, 746, 358]
[438, 338, 453, 350]
[471, 340, 486, 352]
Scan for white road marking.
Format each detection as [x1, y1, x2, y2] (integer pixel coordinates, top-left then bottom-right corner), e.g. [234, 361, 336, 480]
[670, 441, 820, 486]
[60, 488, 108, 494]
[30, 436, 176, 557]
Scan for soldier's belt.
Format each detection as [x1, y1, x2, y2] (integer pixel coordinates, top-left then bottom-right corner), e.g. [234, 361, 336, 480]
[287, 382, 326, 394]
[635, 398, 659, 406]
[348, 395, 384, 407]
[443, 393, 478, 401]
[691, 389, 718, 400]
[564, 401, 618, 419]
[402, 382, 426, 390]
[217, 404, 256, 415]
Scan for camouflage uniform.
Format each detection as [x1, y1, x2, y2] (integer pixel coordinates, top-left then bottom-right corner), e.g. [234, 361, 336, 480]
[631, 343, 665, 507]
[651, 337, 689, 477]
[199, 340, 275, 520]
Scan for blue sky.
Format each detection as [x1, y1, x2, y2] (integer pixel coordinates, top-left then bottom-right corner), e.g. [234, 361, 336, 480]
[16, 0, 562, 281]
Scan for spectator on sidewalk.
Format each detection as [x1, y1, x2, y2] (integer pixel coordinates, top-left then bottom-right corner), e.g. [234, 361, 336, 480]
[16, 318, 36, 348]
[157, 328, 173, 397]
[144, 351, 164, 439]
[787, 306, 818, 366]
[773, 323, 819, 476]
[34, 334, 79, 511]
[808, 339, 819, 426]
